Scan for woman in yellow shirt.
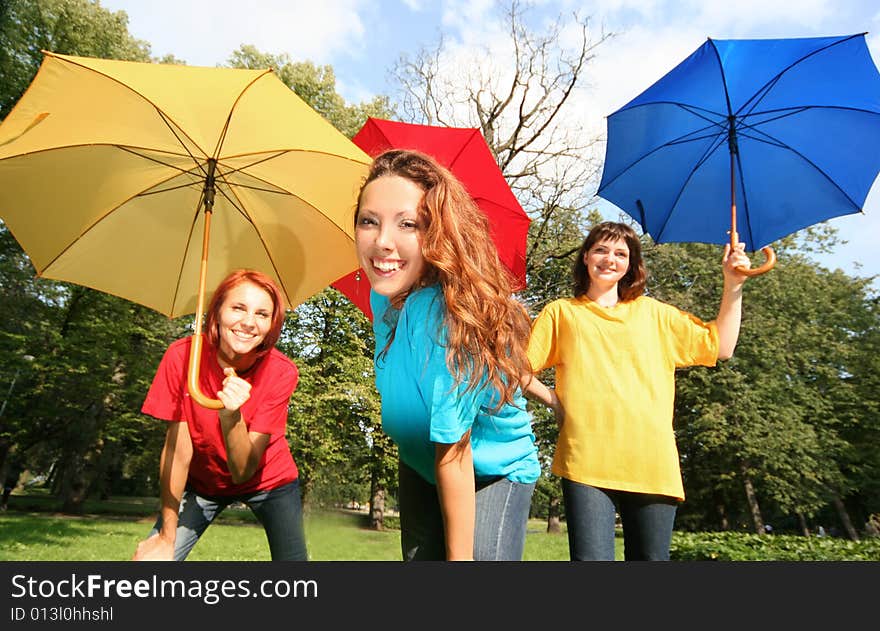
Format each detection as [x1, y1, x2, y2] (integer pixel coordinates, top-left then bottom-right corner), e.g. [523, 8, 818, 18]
[526, 222, 751, 560]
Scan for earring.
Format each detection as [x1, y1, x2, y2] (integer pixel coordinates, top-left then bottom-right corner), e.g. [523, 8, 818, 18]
[355, 269, 361, 281]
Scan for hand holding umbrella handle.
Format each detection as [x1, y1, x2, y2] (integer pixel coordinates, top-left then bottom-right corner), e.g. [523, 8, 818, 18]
[187, 333, 225, 410]
[730, 230, 776, 276]
[738, 246, 776, 277]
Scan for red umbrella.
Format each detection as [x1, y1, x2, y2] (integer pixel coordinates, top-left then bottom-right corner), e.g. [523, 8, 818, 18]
[332, 117, 531, 320]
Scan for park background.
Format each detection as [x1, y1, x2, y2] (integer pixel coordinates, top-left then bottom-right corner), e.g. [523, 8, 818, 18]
[0, 0, 878, 560]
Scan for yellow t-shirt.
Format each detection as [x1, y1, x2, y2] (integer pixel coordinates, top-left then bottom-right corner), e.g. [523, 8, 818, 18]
[527, 295, 719, 500]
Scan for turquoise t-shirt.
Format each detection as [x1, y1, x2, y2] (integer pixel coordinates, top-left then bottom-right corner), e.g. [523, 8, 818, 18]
[371, 286, 540, 485]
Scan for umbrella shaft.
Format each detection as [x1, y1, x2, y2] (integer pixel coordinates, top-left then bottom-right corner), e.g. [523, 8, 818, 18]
[195, 207, 213, 333]
[729, 148, 738, 247]
[195, 158, 218, 331]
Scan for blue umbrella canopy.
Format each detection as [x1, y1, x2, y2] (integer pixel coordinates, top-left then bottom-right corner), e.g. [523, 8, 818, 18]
[597, 34, 880, 256]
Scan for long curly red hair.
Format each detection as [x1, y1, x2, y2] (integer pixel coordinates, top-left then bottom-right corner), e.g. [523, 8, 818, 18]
[357, 149, 531, 408]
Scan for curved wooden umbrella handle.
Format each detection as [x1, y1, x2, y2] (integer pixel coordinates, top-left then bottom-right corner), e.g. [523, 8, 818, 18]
[188, 333, 224, 410]
[737, 245, 776, 277]
[186, 169, 227, 410]
[729, 149, 776, 277]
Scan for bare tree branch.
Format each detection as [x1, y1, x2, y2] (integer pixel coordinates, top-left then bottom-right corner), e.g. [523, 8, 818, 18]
[391, 0, 614, 305]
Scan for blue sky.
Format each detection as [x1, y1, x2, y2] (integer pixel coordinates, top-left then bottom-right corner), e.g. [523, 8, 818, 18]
[100, 0, 880, 286]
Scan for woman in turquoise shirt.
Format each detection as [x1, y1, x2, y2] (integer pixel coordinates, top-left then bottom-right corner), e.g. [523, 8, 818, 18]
[355, 149, 540, 561]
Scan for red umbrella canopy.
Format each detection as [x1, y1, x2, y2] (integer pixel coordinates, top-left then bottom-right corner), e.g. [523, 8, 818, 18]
[332, 117, 531, 320]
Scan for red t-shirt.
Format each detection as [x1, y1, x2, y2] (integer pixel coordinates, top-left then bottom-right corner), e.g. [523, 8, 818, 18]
[141, 337, 299, 496]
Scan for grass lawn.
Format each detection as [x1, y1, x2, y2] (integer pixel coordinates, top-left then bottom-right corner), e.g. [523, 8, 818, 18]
[0, 493, 624, 560]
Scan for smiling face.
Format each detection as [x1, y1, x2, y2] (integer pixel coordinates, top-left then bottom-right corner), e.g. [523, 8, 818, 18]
[584, 237, 631, 291]
[216, 280, 274, 368]
[355, 175, 427, 300]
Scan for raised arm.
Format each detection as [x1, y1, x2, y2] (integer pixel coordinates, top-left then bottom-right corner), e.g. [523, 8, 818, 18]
[716, 242, 752, 360]
[435, 432, 475, 561]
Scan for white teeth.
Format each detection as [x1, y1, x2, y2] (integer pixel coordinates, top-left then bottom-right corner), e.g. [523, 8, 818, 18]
[374, 260, 401, 272]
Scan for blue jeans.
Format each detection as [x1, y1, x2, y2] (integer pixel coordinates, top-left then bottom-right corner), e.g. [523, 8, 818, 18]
[150, 479, 308, 561]
[398, 459, 536, 561]
[562, 478, 678, 561]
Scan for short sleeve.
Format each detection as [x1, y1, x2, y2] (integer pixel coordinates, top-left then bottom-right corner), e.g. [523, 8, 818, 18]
[527, 302, 560, 372]
[424, 338, 483, 445]
[246, 357, 298, 436]
[141, 341, 186, 422]
[661, 304, 719, 367]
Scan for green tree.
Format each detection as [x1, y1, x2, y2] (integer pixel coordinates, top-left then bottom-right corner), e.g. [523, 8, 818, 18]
[0, 0, 150, 119]
[227, 45, 391, 137]
[0, 0, 182, 510]
[279, 290, 382, 508]
[663, 235, 879, 540]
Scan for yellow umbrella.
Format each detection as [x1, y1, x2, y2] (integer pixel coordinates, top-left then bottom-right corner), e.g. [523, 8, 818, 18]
[0, 52, 369, 408]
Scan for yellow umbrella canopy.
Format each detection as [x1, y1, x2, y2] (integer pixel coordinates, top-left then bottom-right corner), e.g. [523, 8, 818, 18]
[0, 52, 370, 407]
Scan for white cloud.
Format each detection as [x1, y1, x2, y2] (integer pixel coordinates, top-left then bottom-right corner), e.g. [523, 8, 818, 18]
[439, 0, 497, 33]
[106, 0, 369, 67]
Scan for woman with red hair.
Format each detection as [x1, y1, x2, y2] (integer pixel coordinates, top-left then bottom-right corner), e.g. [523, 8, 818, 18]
[133, 269, 306, 561]
[355, 149, 541, 561]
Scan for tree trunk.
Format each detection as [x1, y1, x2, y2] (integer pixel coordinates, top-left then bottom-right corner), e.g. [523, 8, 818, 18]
[58, 402, 104, 514]
[547, 495, 561, 533]
[796, 511, 811, 537]
[831, 494, 859, 542]
[740, 462, 764, 534]
[714, 492, 730, 530]
[369, 470, 385, 531]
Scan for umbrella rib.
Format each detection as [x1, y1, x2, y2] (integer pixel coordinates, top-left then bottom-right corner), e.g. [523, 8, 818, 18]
[450, 130, 482, 169]
[41, 52, 212, 160]
[34, 159, 216, 277]
[737, 106, 808, 130]
[155, 110, 210, 177]
[213, 150, 289, 177]
[741, 104, 880, 127]
[207, 167, 252, 221]
[734, 33, 867, 117]
[653, 134, 729, 243]
[675, 103, 728, 129]
[212, 167, 295, 308]
[598, 115, 725, 193]
[136, 180, 204, 196]
[617, 100, 725, 120]
[0, 143, 189, 165]
[212, 154, 367, 309]
[216, 149, 373, 194]
[220, 182, 292, 195]
[738, 128, 865, 214]
[116, 145, 206, 178]
[117, 147, 300, 198]
[169, 189, 208, 318]
[211, 70, 274, 159]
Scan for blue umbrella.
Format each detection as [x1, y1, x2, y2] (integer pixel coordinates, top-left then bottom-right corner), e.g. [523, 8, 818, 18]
[597, 34, 880, 276]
